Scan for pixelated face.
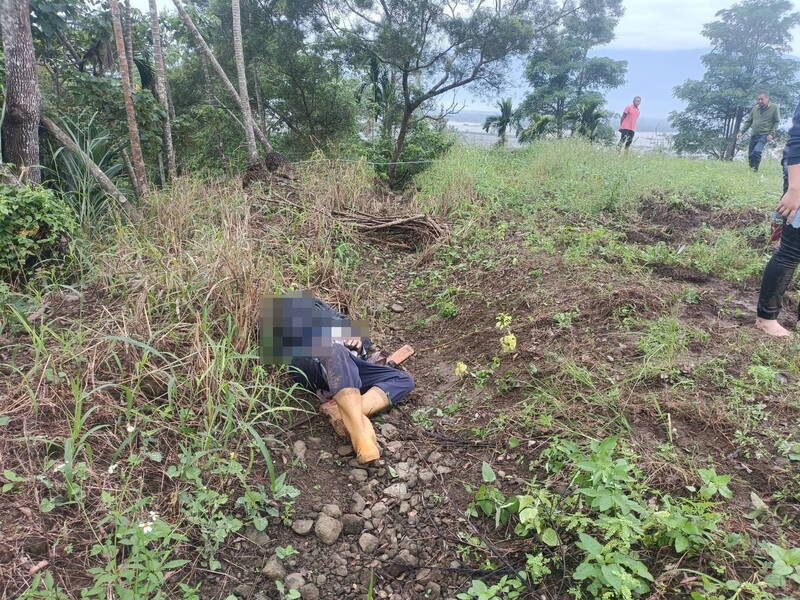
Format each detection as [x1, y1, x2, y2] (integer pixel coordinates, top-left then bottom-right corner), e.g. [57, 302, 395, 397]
[633, 97, 641, 107]
[259, 291, 368, 364]
[757, 94, 769, 106]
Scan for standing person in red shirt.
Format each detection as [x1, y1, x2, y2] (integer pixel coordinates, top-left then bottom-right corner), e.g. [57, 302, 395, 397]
[618, 96, 641, 151]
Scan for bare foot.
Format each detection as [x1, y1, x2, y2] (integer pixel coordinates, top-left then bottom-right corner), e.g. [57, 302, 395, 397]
[755, 317, 794, 338]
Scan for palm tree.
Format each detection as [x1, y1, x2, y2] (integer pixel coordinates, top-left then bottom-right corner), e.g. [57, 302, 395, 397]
[516, 114, 554, 144]
[148, 0, 176, 179]
[482, 98, 514, 146]
[109, 0, 146, 197]
[566, 97, 610, 142]
[231, 0, 259, 166]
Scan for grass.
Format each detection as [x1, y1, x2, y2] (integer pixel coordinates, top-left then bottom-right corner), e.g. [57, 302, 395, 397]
[3, 139, 799, 599]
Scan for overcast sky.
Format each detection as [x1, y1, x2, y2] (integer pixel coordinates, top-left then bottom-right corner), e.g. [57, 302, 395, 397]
[608, 1, 800, 53]
[134, 0, 800, 53]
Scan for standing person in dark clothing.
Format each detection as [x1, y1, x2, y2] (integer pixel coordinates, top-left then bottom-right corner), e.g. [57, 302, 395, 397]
[739, 93, 780, 171]
[618, 96, 641, 151]
[756, 100, 800, 337]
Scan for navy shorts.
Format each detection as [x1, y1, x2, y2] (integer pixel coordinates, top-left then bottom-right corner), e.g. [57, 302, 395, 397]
[290, 343, 414, 405]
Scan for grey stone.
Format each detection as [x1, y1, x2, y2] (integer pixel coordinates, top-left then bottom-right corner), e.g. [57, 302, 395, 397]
[399, 501, 410, 514]
[427, 451, 443, 463]
[359, 532, 380, 553]
[307, 436, 322, 448]
[350, 468, 368, 482]
[322, 504, 342, 519]
[371, 502, 389, 518]
[418, 470, 435, 483]
[285, 572, 305, 590]
[390, 303, 404, 313]
[334, 566, 348, 577]
[292, 440, 307, 461]
[395, 462, 415, 480]
[261, 555, 285, 580]
[243, 526, 270, 546]
[342, 513, 364, 535]
[337, 444, 353, 456]
[383, 482, 408, 499]
[380, 423, 400, 440]
[291, 519, 314, 535]
[315, 513, 343, 545]
[299, 583, 320, 600]
[425, 582, 441, 599]
[415, 568, 432, 582]
[351, 492, 366, 513]
[386, 441, 404, 453]
[435, 466, 452, 475]
[233, 583, 254, 598]
[396, 549, 418, 566]
[315, 574, 327, 586]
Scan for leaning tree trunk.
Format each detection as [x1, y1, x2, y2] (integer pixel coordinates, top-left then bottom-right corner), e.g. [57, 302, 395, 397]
[724, 108, 744, 161]
[0, 0, 42, 184]
[42, 115, 139, 220]
[109, 0, 147, 197]
[148, 0, 176, 180]
[231, 0, 259, 165]
[171, 0, 274, 155]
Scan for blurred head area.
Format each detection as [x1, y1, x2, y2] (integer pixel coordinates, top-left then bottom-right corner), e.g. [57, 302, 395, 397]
[756, 93, 770, 106]
[633, 96, 641, 107]
[259, 291, 368, 364]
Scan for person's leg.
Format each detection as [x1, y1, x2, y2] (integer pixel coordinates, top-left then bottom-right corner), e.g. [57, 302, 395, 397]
[756, 216, 800, 336]
[319, 344, 380, 462]
[624, 130, 634, 150]
[752, 135, 767, 171]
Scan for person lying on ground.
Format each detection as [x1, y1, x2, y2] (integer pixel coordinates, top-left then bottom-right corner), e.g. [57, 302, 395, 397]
[755, 99, 800, 338]
[260, 292, 414, 463]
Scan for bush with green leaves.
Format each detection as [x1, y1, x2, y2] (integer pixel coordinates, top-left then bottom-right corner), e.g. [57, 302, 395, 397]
[0, 183, 76, 279]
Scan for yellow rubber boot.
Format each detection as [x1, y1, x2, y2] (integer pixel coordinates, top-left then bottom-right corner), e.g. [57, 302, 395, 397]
[334, 388, 380, 463]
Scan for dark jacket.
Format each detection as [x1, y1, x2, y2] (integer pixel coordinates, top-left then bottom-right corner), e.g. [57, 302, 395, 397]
[784, 101, 800, 167]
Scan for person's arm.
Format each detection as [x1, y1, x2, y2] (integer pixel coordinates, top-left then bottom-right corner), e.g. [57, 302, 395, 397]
[776, 102, 800, 221]
[620, 108, 628, 127]
[768, 105, 780, 140]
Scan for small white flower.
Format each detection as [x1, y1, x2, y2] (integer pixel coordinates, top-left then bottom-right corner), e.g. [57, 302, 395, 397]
[125, 423, 135, 433]
[54, 463, 66, 472]
[139, 521, 153, 534]
[107, 463, 118, 475]
[148, 511, 159, 521]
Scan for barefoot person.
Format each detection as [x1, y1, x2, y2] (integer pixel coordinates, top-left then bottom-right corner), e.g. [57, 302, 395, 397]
[756, 100, 800, 337]
[261, 293, 414, 462]
[618, 96, 641, 151]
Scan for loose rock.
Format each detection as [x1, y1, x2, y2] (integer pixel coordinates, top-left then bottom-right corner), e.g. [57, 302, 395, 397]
[380, 423, 399, 440]
[359, 532, 380, 553]
[342, 514, 364, 535]
[350, 468, 368, 482]
[371, 502, 389, 519]
[315, 513, 343, 545]
[390, 303, 404, 313]
[322, 504, 342, 519]
[285, 572, 305, 590]
[262, 555, 286, 580]
[291, 519, 314, 536]
[383, 482, 408, 499]
[351, 492, 366, 514]
[293, 440, 307, 461]
[299, 583, 320, 600]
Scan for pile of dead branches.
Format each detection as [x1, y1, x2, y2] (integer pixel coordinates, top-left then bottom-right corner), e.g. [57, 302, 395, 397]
[331, 208, 448, 248]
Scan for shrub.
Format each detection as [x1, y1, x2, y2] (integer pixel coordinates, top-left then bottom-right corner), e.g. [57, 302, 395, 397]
[0, 183, 76, 279]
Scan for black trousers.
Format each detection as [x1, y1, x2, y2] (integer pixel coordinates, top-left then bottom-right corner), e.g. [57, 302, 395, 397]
[619, 129, 634, 148]
[757, 160, 794, 320]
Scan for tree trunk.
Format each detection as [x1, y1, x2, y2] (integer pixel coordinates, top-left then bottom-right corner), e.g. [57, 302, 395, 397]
[184, 0, 213, 104]
[171, 0, 273, 154]
[123, 0, 136, 89]
[388, 107, 413, 187]
[0, 0, 42, 184]
[252, 64, 266, 133]
[148, 0, 176, 180]
[42, 115, 139, 220]
[109, 0, 147, 197]
[724, 109, 744, 161]
[231, 0, 259, 165]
